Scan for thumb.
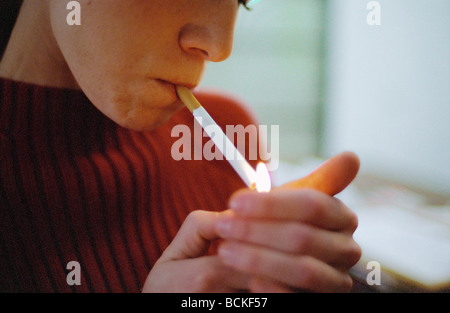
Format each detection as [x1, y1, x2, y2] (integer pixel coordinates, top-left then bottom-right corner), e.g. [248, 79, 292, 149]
[280, 151, 360, 196]
[157, 210, 224, 262]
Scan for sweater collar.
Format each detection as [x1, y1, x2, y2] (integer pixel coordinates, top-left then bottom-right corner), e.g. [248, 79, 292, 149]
[0, 77, 118, 143]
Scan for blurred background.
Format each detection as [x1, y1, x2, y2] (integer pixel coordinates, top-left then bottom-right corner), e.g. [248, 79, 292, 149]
[203, 0, 325, 166]
[202, 0, 449, 292]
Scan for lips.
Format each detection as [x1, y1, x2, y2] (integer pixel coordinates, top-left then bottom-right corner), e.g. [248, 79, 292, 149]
[156, 79, 196, 91]
[150, 79, 188, 110]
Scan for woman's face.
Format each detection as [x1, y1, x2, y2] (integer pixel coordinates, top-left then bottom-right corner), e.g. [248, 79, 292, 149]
[48, 0, 239, 130]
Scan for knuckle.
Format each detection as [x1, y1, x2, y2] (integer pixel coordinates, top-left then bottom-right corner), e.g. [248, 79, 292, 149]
[337, 199, 359, 232]
[240, 250, 262, 273]
[184, 210, 215, 228]
[300, 190, 325, 221]
[234, 219, 251, 241]
[192, 267, 220, 292]
[260, 192, 276, 215]
[294, 257, 318, 289]
[347, 211, 359, 233]
[338, 239, 362, 269]
[347, 241, 362, 266]
[342, 275, 354, 292]
[185, 210, 202, 225]
[287, 225, 311, 253]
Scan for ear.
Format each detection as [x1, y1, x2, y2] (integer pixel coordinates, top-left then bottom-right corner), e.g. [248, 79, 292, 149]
[279, 151, 360, 196]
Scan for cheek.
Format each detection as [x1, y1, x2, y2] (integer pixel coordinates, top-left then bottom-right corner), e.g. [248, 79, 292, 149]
[48, 1, 182, 130]
[58, 44, 179, 131]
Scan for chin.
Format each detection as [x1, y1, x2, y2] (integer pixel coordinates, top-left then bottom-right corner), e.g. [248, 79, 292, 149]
[102, 88, 184, 132]
[118, 107, 180, 132]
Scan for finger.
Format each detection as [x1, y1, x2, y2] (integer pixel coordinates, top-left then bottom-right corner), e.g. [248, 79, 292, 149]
[181, 255, 252, 292]
[281, 151, 360, 196]
[144, 255, 251, 292]
[158, 210, 223, 262]
[228, 189, 358, 231]
[249, 277, 295, 293]
[216, 217, 361, 268]
[218, 241, 353, 293]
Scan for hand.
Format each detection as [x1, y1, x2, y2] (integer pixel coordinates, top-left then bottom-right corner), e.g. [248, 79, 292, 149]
[143, 152, 361, 292]
[215, 152, 362, 292]
[142, 210, 251, 292]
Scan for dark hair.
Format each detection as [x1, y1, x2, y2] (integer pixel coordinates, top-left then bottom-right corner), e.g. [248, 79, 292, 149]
[0, 0, 24, 60]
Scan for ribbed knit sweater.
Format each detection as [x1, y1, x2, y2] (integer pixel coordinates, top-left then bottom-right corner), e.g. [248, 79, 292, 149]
[0, 78, 259, 292]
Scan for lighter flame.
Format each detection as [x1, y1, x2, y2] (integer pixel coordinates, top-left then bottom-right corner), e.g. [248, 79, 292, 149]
[255, 162, 271, 193]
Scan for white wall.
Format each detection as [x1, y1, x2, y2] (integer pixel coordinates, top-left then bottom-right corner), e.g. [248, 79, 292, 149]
[323, 0, 450, 195]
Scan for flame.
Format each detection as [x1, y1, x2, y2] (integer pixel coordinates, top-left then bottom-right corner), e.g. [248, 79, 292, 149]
[255, 162, 271, 193]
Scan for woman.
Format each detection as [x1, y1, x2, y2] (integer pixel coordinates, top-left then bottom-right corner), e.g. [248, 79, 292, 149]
[0, 0, 361, 293]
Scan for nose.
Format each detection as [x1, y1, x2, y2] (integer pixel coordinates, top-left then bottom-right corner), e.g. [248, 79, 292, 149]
[179, 4, 237, 62]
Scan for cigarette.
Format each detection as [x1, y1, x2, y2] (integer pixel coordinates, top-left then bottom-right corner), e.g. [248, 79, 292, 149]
[176, 86, 267, 190]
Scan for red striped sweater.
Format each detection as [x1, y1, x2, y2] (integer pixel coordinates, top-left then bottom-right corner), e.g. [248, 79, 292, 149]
[0, 78, 260, 292]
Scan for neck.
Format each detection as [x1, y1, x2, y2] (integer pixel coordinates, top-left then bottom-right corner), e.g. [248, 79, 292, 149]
[0, 0, 78, 89]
